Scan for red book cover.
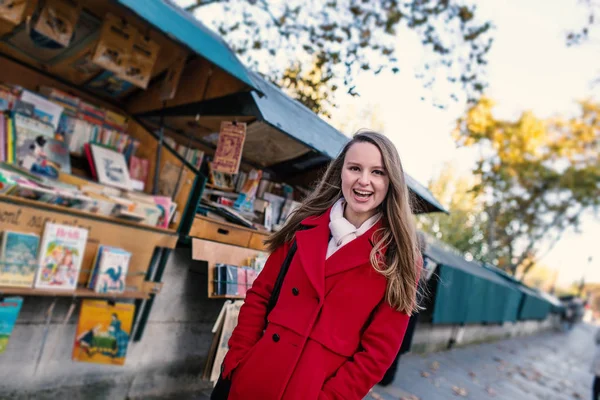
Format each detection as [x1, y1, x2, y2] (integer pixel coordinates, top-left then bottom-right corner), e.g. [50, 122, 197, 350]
[83, 143, 97, 180]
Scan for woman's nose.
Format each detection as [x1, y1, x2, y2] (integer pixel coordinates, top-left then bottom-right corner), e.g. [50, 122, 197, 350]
[358, 172, 370, 185]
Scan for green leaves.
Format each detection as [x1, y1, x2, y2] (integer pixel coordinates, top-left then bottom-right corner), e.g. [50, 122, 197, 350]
[185, 0, 494, 109]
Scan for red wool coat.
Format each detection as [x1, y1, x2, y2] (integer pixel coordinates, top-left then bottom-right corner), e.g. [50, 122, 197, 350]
[222, 208, 413, 400]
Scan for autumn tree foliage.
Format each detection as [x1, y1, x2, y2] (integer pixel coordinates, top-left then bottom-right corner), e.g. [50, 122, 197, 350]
[453, 98, 600, 276]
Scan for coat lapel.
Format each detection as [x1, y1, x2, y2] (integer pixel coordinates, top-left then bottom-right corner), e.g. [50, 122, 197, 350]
[324, 220, 382, 277]
[295, 210, 330, 301]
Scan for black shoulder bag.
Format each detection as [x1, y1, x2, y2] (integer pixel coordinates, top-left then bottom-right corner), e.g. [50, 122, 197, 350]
[210, 236, 302, 400]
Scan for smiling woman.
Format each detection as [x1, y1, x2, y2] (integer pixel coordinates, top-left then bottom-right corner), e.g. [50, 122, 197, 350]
[214, 130, 422, 400]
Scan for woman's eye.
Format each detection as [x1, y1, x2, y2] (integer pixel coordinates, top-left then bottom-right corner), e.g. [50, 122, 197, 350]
[349, 166, 360, 171]
[373, 170, 385, 175]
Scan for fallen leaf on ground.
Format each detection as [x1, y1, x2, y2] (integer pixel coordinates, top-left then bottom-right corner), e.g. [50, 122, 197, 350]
[573, 392, 583, 399]
[369, 392, 384, 400]
[400, 396, 420, 400]
[421, 371, 430, 378]
[430, 361, 440, 371]
[452, 386, 468, 397]
[486, 386, 497, 397]
[468, 371, 476, 378]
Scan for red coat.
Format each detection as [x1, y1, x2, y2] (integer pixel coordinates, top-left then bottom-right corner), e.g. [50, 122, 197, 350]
[222, 207, 412, 399]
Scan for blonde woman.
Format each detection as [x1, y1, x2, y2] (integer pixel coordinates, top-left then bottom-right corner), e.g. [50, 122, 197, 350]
[215, 131, 422, 400]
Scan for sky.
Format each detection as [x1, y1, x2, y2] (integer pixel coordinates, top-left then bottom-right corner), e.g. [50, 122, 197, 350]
[181, 0, 598, 286]
[328, 0, 599, 286]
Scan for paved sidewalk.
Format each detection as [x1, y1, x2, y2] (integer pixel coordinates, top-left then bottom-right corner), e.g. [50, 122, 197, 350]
[368, 323, 594, 400]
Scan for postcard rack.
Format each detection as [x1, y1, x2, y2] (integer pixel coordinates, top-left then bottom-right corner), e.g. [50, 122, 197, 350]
[0, 193, 177, 300]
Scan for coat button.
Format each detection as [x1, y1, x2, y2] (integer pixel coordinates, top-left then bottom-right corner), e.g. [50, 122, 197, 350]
[292, 287, 299, 296]
[272, 333, 280, 342]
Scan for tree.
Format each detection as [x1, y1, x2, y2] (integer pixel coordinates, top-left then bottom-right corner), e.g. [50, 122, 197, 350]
[416, 162, 487, 262]
[518, 263, 558, 292]
[566, 0, 599, 85]
[332, 101, 385, 136]
[183, 0, 493, 112]
[453, 97, 600, 276]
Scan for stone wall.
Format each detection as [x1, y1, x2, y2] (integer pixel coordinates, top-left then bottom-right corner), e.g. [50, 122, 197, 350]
[0, 246, 222, 399]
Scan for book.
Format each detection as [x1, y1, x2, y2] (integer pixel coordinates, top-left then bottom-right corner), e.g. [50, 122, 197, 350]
[19, 90, 64, 130]
[72, 299, 134, 366]
[34, 223, 88, 290]
[13, 113, 58, 178]
[215, 264, 238, 296]
[0, 231, 40, 288]
[90, 143, 132, 190]
[0, 297, 24, 354]
[88, 246, 131, 294]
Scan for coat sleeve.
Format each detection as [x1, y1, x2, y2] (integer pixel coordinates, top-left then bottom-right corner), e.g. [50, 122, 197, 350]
[221, 242, 290, 379]
[318, 300, 410, 400]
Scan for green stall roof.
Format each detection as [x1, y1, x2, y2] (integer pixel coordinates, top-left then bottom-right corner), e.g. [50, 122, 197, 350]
[117, 0, 260, 91]
[425, 242, 522, 325]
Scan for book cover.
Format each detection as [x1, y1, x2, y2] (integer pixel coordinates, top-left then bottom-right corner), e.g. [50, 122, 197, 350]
[16, 136, 72, 179]
[0, 231, 40, 288]
[153, 196, 172, 229]
[0, 113, 5, 162]
[19, 91, 64, 130]
[72, 300, 134, 366]
[91, 246, 131, 294]
[90, 144, 132, 190]
[0, 297, 24, 354]
[34, 223, 88, 290]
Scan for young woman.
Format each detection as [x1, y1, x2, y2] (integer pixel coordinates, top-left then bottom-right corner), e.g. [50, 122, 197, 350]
[220, 130, 422, 399]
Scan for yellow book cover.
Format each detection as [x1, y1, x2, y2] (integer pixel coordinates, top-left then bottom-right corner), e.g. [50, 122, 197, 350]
[6, 115, 13, 164]
[72, 300, 134, 366]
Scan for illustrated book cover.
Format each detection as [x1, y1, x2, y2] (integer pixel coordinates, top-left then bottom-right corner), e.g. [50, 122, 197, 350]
[88, 246, 131, 294]
[0, 231, 40, 288]
[72, 299, 134, 365]
[0, 297, 24, 354]
[34, 223, 88, 290]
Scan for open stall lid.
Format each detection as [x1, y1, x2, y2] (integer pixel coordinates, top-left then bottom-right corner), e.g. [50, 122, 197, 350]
[117, 0, 259, 92]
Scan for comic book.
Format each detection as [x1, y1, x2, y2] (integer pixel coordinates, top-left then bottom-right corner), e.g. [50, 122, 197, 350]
[72, 299, 134, 365]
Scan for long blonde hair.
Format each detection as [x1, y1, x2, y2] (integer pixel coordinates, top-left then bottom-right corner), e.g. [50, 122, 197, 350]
[266, 130, 420, 314]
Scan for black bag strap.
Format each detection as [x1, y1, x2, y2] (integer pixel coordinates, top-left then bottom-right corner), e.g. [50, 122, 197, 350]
[264, 226, 309, 326]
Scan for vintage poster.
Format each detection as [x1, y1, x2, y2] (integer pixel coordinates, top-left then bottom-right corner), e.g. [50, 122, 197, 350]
[211, 122, 246, 174]
[210, 300, 244, 382]
[72, 300, 134, 366]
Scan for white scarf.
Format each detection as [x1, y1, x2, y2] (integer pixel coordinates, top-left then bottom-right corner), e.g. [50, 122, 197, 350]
[326, 198, 381, 259]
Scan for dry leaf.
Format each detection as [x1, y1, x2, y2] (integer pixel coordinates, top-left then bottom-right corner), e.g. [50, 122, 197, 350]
[421, 371, 431, 378]
[452, 386, 468, 397]
[430, 361, 440, 371]
[573, 392, 583, 399]
[468, 371, 476, 378]
[486, 386, 497, 397]
[400, 396, 421, 400]
[369, 391, 384, 400]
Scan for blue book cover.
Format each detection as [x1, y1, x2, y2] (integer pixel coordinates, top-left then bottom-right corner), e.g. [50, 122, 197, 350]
[0, 297, 24, 354]
[0, 231, 40, 288]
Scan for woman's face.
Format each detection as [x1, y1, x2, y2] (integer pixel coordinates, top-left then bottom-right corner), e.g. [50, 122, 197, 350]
[341, 142, 390, 227]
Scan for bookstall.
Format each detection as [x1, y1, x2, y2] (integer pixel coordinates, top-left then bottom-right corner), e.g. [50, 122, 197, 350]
[0, 0, 263, 365]
[137, 69, 448, 304]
